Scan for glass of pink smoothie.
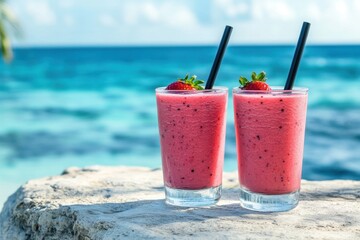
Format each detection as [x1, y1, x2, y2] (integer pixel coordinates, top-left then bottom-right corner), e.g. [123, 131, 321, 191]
[156, 87, 228, 207]
[233, 87, 308, 212]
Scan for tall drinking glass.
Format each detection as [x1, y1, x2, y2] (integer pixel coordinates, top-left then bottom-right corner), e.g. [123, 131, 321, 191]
[156, 87, 228, 207]
[233, 87, 308, 212]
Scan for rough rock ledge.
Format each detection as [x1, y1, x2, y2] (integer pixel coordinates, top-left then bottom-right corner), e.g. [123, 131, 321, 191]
[0, 166, 359, 240]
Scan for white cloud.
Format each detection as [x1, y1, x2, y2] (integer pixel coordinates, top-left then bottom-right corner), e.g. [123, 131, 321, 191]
[252, 0, 295, 21]
[25, 1, 56, 26]
[328, 1, 349, 22]
[354, 0, 360, 10]
[306, 3, 321, 21]
[163, 4, 198, 27]
[213, 0, 250, 18]
[9, 0, 360, 45]
[122, 2, 198, 28]
[142, 3, 160, 22]
[99, 14, 116, 27]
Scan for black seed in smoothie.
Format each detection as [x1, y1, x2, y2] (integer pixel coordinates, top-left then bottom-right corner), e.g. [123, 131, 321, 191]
[181, 177, 185, 180]
[191, 169, 195, 173]
[181, 135, 184, 138]
[279, 126, 283, 129]
[210, 174, 213, 177]
[259, 156, 262, 159]
[201, 160, 204, 163]
[264, 149, 268, 152]
[281, 108, 284, 112]
[194, 109, 198, 112]
[177, 108, 181, 111]
[256, 135, 260, 140]
[187, 104, 190, 107]
[260, 101, 263, 104]
[280, 99, 283, 102]
[172, 135, 175, 139]
[183, 102, 186, 105]
[173, 123, 176, 126]
[207, 167, 210, 169]
[281, 176, 284, 182]
[200, 126, 203, 129]
[282, 160, 285, 163]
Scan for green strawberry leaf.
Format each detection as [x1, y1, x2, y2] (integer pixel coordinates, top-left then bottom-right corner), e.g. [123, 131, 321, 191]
[239, 71, 268, 87]
[194, 80, 204, 85]
[239, 76, 249, 87]
[257, 71, 267, 81]
[251, 72, 257, 81]
[179, 74, 204, 90]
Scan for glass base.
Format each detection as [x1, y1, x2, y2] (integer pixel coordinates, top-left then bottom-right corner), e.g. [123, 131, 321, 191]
[165, 185, 221, 207]
[239, 188, 299, 212]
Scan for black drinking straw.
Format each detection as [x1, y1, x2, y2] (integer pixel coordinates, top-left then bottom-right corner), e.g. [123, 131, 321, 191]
[205, 25, 233, 89]
[284, 22, 311, 90]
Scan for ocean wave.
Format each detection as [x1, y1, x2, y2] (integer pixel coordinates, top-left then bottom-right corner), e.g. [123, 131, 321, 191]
[0, 130, 160, 161]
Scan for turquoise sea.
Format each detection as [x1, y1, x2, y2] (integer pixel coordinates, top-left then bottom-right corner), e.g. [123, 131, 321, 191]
[1, 46, 360, 208]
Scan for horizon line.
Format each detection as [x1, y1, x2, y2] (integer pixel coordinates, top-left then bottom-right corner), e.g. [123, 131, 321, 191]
[12, 43, 360, 49]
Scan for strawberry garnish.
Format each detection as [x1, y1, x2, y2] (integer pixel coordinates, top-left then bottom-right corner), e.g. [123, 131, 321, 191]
[166, 74, 204, 90]
[239, 71, 271, 91]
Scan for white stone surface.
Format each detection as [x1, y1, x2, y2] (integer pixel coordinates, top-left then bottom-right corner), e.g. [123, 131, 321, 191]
[0, 166, 359, 239]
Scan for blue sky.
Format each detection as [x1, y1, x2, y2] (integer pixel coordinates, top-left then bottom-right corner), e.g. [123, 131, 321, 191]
[8, 0, 360, 46]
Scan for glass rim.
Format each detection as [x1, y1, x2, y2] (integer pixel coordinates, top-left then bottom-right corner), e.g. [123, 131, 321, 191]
[156, 86, 228, 93]
[232, 86, 308, 94]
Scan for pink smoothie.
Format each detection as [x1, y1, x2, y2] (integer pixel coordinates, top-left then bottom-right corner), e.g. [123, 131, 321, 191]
[233, 88, 308, 194]
[156, 87, 227, 190]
